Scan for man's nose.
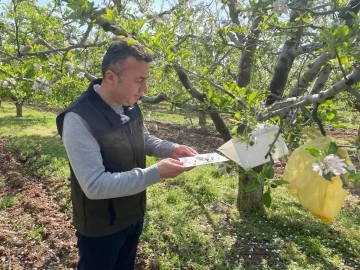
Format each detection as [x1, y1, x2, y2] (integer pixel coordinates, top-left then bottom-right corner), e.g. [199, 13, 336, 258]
[140, 81, 148, 93]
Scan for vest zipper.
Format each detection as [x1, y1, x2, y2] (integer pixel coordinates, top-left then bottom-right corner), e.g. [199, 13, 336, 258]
[125, 123, 138, 165]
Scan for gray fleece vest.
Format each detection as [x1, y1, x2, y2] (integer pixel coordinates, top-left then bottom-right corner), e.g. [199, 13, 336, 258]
[56, 79, 146, 237]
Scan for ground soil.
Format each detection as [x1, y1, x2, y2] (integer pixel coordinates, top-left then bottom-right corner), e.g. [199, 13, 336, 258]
[0, 122, 359, 269]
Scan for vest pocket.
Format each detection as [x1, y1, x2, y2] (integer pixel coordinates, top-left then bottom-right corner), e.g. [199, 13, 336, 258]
[99, 133, 125, 147]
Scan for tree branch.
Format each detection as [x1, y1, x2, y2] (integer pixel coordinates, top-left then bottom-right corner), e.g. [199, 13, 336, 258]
[259, 65, 360, 121]
[0, 67, 62, 85]
[268, 23, 324, 30]
[288, 6, 349, 15]
[0, 41, 106, 61]
[288, 50, 330, 97]
[11, 0, 21, 57]
[291, 42, 326, 57]
[172, 63, 231, 141]
[79, 23, 93, 45]
[310, 64, 332, 94]
[140, 93, 168, 104]
[112, 0, 122, 12]
[265, 0, 309, 106]
[345, 87, 360, 102]
[312, 103, 326, 136]
[173, 64, 206, 102]
[237, 15, 265, 88]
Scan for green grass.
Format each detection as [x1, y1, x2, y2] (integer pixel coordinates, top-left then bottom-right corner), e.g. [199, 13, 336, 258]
[1, 102, 360, 269]
[140, 102, 218, 131]
[0, 195, 20, 210]
[328, 109, 360, 130]
[28, 223, 45, 241]
[0, 102, 69, 179]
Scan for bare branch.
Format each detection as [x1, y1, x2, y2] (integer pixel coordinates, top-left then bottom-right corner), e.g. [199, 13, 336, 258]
[0, 50, 13, 57]
[79, 23, 93, 45]
[140, 93, 168, 104]
[268, 23, 324, 30]
[0, 41, 106, 62]
[339, 0, 360, 26]
[0, 67, 62, 85]
[291, 42, 326, 57]
[85, 72, 97, 81]
[312, 103, 326, 136]
[265, 0, 309, 106]
[94, 16, 128, 36]
[11, 0, 21, 57]
[335, 48, 349, 81]
[172, 64, 231, 141]
[134, 0, 179, 19]
[206, 48, 235, 75]
[310, 64, 332, 94]
[175, 34, 208, 48]
[237, 15, 265, 88]
[175, 64, 250, 110]
[288, 51, 330, 97]
[173, 64, 206, 102]
[225, 0, 240, 26]
[112, 0, 122, 12]
[288, 6, 349, 15]
[345, 87, 360, 102]
[259, 65, 360, 121]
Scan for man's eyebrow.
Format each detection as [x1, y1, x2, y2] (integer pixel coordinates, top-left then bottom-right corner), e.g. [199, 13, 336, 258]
[136, 76, 149, 80]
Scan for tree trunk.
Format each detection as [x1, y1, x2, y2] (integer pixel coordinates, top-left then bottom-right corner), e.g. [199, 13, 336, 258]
[198, 111, 207, 131]
[15, 102, 23, 117]
[237, 165, 264, 212]
[209, 112, 231, 142]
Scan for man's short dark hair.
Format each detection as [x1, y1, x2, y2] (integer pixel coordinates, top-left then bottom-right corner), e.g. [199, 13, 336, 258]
[101, 38, 152, 78]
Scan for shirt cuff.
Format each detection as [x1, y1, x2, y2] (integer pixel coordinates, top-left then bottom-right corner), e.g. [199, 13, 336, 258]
[160, 141, 175, 158]
[144, 164, 161, 186]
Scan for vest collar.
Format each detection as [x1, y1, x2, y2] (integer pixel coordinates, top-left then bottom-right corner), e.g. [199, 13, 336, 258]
[87, 79, 136, 126]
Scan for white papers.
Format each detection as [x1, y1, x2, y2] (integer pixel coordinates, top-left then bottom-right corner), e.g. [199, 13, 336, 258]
[179, 153, 229, 167]
[217, 125, 289, 170]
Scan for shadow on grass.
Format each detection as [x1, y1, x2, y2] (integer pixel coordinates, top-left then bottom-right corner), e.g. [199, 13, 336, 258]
[225, 198, 360, 270]
[0, 114, 53, 132]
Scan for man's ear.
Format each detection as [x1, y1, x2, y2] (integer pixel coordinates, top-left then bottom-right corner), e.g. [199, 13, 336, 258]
[105, 70, 116, 86]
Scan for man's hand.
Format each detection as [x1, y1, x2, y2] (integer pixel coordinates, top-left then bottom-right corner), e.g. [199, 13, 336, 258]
[156, 158, 193, 178]
[171, 144, 197, 160]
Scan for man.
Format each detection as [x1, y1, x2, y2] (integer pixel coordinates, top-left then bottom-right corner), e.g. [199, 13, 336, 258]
[56, 38, 197, 270]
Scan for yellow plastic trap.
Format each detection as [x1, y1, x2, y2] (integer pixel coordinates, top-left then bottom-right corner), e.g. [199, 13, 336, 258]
[283, 127, 350, 222]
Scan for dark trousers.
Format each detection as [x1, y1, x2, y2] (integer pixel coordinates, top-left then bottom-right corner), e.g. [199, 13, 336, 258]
[76, 219, 144, 270]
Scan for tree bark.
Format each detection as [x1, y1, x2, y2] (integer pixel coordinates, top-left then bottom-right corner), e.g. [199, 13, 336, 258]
[198, 111, 207, 130]
[237, 15, 264, 89]
[237, 166, 264, 212]
[266, 0, 309, 105]
[15, 101, 23, 117]
[209, 112, 231, 142]
[288, 51, 330, 97]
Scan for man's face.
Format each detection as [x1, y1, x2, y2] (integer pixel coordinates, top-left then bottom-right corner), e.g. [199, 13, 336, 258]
[106, 56, 149, 106]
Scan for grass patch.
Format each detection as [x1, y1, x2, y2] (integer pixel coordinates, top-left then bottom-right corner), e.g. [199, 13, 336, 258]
[0, 195, 20, 210]
[1, 102, 359, 269]
[0, 102, 69, 179]
[28, 223, 45, 241]
[329, 109, 360, 130]
[140, 102, 219, 131]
